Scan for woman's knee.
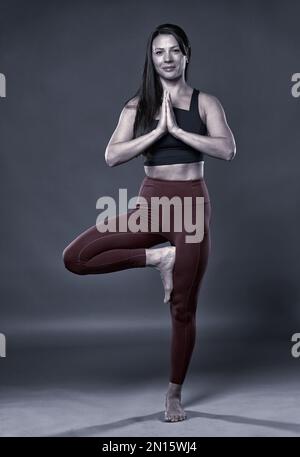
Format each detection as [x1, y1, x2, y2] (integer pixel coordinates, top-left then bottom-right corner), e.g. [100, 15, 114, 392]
[62, 246, 86, 275]
[171, 303, 196, 324]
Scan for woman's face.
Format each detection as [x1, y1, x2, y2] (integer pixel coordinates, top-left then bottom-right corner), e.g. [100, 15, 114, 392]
[151, 34, 187, 80]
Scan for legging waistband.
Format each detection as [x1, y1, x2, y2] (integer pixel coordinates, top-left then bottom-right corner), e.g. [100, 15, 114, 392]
[140, 175, 210, 203]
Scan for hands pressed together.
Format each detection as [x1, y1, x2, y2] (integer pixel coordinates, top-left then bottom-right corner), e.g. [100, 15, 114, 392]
[156, 90, 180, 137]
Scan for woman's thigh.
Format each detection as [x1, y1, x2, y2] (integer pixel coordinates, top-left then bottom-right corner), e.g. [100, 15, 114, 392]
[63, 208, 167, 264]
[169, 201, 212, 316]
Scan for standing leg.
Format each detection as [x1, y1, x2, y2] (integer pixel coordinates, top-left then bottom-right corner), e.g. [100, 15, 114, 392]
[169, 228, 211, 385]
[165, 201, 212, 421]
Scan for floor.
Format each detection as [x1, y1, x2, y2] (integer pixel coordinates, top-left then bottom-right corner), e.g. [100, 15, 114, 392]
[1, 373, 300, 437]
[1, 326, 300, 436]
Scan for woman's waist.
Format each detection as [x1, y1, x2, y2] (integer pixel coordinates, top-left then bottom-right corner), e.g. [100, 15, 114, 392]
[144, 161, 204, 181]
[138, 174, 210, 204]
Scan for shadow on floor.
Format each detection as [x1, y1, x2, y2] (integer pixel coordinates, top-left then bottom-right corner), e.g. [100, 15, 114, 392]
[47, 409, 300, 437]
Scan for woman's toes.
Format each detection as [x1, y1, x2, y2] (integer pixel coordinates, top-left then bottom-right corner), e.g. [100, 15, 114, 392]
[165, 413, 186, 422]
[164, 289, 171, 303]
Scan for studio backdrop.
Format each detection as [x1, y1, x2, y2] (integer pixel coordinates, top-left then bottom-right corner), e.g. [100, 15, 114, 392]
[0, 0, 299, 438]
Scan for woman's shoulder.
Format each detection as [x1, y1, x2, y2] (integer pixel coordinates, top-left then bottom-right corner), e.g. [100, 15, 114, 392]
[198, 90, 215, 102]
[124, 95, 140, 110]
[198, 90, 223, 107]
[197, 90, 225, 122]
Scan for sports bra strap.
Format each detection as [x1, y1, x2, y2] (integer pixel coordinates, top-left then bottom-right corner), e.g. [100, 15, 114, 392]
[190, 88, 199, 112]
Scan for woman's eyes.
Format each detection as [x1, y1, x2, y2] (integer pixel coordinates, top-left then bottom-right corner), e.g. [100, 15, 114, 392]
[155, 50, 180, 55]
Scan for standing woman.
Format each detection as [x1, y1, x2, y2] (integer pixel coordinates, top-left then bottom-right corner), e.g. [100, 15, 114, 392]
[62, 23, 236, 422]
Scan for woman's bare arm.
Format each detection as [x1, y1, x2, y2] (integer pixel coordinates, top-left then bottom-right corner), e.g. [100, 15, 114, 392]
[105, 98, 164, 167]
[171, 93, 236, 161]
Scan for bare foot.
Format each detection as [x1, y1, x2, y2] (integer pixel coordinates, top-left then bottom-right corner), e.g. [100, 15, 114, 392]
[146, 246, 176, 304]
[164, 382, 187, 422]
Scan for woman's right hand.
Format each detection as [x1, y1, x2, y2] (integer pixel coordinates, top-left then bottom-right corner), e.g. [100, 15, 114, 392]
[155, 90, 168, 136]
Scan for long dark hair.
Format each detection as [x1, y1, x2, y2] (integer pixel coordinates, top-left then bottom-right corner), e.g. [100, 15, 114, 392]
[123, 23, 191, 139]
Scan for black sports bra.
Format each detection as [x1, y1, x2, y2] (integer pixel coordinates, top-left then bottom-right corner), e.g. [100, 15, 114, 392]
[142, 88, 207, 166]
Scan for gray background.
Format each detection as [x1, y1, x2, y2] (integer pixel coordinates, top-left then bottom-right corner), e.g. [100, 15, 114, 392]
[0, 0, 299, 436]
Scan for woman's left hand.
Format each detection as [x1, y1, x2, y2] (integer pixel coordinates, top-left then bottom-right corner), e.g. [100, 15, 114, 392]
[165, 91, 179, 136]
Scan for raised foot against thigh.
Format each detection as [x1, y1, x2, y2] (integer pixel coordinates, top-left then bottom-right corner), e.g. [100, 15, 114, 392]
[146, 246, 176, 304]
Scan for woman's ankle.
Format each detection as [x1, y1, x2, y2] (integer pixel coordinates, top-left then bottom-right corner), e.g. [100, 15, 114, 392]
[166, 381, 182, 398]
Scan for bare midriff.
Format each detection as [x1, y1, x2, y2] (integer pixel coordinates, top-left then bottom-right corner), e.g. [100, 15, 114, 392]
[144, 161, 204, 181]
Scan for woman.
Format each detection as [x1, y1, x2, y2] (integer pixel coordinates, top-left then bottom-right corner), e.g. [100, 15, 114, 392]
[62, 23, 236, 422]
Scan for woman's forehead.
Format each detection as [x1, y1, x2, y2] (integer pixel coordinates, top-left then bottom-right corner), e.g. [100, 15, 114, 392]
[152, 34, 178, 49]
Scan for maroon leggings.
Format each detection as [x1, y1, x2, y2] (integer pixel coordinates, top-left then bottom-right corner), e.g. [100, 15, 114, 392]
[62, 175, 211, 385]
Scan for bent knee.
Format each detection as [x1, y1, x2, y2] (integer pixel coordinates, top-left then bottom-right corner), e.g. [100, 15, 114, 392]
[62, 247, 86, 275]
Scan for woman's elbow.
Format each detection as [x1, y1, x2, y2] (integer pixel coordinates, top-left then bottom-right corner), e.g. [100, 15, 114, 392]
[224, 139, 236, 161]
[226, 148, 236, 161]
[105, 148, 117, 167]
